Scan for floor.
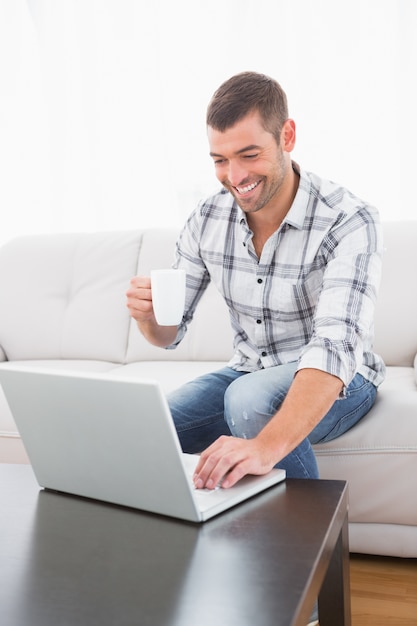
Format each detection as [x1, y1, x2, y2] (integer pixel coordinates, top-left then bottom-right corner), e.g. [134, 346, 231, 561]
[350, 554, 417, 626]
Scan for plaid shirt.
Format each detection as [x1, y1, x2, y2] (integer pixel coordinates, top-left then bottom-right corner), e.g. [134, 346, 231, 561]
[172, 163, 385, 388]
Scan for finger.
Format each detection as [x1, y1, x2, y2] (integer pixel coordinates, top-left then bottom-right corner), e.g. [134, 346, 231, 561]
[126, 277, 151, 300]
[129, 275, 151, 289]
[194, 452, 223, 489]
[221, 462, 248, 489]
[195, 443, 245, 489]
[193, 436, 229, 476]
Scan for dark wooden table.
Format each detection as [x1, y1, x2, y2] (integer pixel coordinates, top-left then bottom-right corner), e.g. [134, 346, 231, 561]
[0, 464, 351, 626]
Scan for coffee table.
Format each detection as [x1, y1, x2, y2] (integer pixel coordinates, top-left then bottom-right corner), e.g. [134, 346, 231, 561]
[0, 464, 351, 626]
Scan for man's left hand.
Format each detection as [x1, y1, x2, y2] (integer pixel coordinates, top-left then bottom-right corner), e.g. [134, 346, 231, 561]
[193, 435, 276, 490]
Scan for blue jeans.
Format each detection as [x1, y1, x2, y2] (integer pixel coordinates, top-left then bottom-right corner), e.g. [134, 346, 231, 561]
[167, 362, 377, 479]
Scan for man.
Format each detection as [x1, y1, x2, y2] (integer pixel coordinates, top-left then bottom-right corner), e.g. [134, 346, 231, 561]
[126, 71, 385, 491]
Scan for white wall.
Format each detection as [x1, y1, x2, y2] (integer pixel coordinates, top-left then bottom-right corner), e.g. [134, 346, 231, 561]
[0, 0, 416, 246]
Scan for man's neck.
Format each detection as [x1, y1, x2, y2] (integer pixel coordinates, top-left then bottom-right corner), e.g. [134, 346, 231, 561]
[247, 164, 300, 256]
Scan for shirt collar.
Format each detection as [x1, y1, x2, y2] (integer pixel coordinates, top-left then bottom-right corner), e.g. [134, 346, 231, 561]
[236, 161, 312, 232]
[282, 161, 312, 230]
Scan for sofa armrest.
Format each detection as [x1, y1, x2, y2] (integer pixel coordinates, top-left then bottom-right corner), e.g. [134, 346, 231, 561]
[0, 346, 6, 362]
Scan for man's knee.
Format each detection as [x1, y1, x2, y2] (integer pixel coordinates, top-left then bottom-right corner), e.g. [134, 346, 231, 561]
[224, 375, 275, 438]
[224, 365, 296, 438]
[224, 377, 250, 434]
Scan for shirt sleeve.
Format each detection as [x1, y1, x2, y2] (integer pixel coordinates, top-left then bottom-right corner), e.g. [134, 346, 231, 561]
[164, 206, 211, 349]
[297, 207, 383, 388]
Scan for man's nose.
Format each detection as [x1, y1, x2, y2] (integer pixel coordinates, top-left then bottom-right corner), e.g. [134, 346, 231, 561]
[227, 160, 249, 187]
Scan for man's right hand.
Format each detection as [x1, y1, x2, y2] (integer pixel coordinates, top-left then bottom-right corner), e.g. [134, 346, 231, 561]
[126, 276, 178, 347]
[126, 275, 154, 324]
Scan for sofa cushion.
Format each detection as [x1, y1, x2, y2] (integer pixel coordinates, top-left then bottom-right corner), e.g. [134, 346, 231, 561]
[314, 366, 417, 526]
[108, 360, 227, 393]
[0, 232, 143, 363]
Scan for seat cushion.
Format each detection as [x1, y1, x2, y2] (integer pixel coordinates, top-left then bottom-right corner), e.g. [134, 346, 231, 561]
[314, 366, 417, 526]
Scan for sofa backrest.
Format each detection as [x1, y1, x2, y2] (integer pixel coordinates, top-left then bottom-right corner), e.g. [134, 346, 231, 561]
[373, 220, 417, 367]
[0, 222, 415, 367]
[125, 228, 234, 363]
[0, 231, 143, 362]
[0, 229, 234, 365]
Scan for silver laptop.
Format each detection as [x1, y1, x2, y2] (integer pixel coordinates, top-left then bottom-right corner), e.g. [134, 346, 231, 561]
[0, 365, 285, 522]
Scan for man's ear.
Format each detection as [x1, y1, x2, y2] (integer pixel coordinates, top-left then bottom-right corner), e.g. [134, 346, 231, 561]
[281, 119, 296, 152]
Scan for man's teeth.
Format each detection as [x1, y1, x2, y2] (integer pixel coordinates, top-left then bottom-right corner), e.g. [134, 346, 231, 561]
[236, 181, 259, 194]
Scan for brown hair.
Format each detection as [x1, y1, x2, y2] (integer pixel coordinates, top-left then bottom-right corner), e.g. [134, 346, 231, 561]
[206, 72, 289, 144]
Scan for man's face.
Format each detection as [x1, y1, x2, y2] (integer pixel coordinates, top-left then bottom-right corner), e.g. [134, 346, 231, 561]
[208, 110, 292, 216]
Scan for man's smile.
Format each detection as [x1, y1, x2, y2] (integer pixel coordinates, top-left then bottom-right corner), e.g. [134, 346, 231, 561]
[234, 180, 261, 196]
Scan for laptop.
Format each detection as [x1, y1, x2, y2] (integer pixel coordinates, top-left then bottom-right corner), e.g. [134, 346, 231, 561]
[0, 365, 285, 522]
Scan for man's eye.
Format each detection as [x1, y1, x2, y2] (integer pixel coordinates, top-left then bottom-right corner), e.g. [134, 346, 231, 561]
[214, 159, 226, 165]
[244, 154, 258, 159]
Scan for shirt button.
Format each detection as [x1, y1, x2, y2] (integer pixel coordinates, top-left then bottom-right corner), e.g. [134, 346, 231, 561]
[261, 351, 267, 357]
[256, 319, 262, 324]
[257, 278, 263, 284]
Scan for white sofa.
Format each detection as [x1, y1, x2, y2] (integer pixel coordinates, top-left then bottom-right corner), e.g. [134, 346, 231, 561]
[0, 223, 416, 558]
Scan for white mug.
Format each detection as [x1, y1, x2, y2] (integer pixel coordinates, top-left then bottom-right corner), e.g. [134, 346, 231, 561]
[150, 269, 186, 326]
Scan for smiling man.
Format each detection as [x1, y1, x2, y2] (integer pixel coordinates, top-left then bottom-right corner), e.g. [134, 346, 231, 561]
[126, 71, 385, 490]
[208, 108, 298, 258]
